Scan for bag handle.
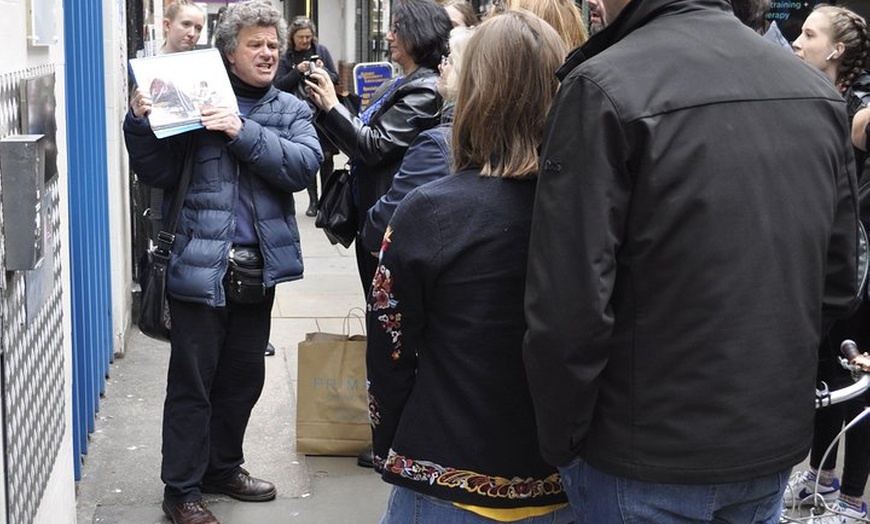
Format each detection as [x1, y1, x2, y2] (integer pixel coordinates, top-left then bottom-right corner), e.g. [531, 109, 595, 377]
[342, 307, 366, 336]
[311, 308, 366, 335]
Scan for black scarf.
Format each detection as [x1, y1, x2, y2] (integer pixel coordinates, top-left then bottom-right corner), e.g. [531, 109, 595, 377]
[229, 71, 270, 99]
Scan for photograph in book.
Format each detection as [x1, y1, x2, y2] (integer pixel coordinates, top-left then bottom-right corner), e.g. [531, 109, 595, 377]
[129, 48, 239, 139]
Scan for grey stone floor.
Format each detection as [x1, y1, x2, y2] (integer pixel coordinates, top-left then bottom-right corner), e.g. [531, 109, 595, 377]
[75, 194, 390, 523]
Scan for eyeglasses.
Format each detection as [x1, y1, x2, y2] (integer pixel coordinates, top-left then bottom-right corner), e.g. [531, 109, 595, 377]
[292, 18, 313, 28]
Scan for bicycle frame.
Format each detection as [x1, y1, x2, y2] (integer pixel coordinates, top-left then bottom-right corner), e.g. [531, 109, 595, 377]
[781, 340, 870, 523]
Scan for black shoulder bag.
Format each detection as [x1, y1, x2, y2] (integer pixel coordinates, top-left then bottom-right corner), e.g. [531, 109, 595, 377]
[315, 167, 358, 249]
[138, 142, 194, 342]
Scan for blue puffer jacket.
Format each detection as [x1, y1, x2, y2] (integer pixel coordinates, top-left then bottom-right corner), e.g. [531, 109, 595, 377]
[124, 87, 323, 307]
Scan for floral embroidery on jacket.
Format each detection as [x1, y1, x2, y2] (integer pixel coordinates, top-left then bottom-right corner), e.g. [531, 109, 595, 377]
[378, 225, 393, 262]
[368, 261, 403, 360]
[377, 313, 403, 360]
[383, 451, 564, 499]
[370, 265, 397, 311]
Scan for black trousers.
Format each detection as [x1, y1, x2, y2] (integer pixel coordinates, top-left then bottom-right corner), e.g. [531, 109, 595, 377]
[810, 301, 870, 497]
[162, 292, 274, 502]
[810, 397, 870, 497]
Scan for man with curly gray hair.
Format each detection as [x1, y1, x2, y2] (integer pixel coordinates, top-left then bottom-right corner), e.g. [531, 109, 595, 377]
[124, 2, 321, 523]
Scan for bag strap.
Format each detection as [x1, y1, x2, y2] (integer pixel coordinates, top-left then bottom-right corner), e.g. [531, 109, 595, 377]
[342, 307, 366, 336]
[155, 139, 195, 255]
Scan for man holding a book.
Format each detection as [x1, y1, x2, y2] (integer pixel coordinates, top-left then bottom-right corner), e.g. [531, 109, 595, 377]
[124, 3, 323, 524]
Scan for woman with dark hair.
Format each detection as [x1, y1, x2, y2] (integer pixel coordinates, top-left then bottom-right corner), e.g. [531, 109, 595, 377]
[361, 27, 473, 253]
[274, 16, 340, 217]
[306, 0, 451, 295]
[365, 10, 571, 524]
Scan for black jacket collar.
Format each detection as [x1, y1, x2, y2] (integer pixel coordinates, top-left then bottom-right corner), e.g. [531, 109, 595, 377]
[558, 0, 733, 80]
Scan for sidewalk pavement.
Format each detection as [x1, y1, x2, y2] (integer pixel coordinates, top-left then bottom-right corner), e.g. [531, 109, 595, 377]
[75, 195, 391, 523]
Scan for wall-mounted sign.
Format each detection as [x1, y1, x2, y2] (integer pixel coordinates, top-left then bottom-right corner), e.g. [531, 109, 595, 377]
[353, 62, 394, 111]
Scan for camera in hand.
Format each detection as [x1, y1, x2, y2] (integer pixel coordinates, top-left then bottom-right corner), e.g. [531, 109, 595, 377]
[304, 55, 320, 81]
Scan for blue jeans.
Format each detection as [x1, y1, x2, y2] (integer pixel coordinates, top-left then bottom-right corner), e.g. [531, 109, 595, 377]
[558, 458, 789, 524]
[379, 485, 575, 524]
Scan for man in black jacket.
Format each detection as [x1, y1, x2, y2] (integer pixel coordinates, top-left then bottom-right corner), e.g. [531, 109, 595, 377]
[522, 0, 862, 520]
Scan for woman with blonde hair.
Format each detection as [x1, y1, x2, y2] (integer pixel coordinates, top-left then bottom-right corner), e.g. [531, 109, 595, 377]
[504, 0, 587, 50]
[793, 4, 870, 93]
[161, 0, 205, 54]
[366, 10, 571, 524]
[788, 5, 870, 523]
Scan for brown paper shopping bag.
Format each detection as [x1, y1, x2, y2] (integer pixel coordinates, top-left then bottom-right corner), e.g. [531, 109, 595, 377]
[296, 312, 371, 455]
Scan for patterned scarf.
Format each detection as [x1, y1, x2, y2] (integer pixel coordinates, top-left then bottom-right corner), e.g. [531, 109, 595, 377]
[360, 76, 403, 125]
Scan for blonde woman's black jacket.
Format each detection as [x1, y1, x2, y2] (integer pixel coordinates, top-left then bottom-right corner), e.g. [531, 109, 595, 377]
[523, 0, 861, 485]
[315, 67, 441, 226]
[367, 171, 565, 508]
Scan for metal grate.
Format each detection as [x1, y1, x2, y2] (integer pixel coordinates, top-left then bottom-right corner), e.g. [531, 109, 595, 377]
[0, 65, 65, 524]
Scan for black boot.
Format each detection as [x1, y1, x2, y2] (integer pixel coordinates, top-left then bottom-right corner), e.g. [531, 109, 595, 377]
[357, 447, 374, 468]
[305, 181, 318, 217]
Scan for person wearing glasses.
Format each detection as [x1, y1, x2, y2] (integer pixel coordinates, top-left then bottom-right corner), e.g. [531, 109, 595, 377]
[361, 27, 473, 255]
[306, 0, 451, 295]
[274, 16, 340, 218]
[306, 0, 450, 470]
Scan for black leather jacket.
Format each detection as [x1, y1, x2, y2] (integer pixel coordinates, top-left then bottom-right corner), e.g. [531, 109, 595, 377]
[316, 66, 441, 227]
[523, 0, 860, 484]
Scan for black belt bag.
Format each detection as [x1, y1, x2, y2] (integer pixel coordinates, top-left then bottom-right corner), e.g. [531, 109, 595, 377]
[224, 246, 269, 304]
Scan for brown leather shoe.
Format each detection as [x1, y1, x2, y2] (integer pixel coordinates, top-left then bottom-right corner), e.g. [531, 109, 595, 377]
[162, 499, 219, 524]
[201, 469, 277, 502]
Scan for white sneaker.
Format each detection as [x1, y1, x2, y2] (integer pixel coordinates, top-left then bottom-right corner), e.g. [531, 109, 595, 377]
[810, 500, 868, 523]
[783, 470, 840, 507]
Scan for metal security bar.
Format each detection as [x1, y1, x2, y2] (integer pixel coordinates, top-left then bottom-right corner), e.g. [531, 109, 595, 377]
[64, 0, 114, 481]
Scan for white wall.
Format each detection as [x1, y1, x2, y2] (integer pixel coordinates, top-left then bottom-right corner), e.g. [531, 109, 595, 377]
[318, 0, 350, 63]
[105, 0, 134, 356]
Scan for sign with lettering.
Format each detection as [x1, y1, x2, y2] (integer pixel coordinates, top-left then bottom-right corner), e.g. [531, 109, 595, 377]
[353, 62, 394, 111]
[767, 0, 820, 42]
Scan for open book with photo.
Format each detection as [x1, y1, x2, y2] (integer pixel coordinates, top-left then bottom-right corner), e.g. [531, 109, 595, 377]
[129, 48, 238, 139]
